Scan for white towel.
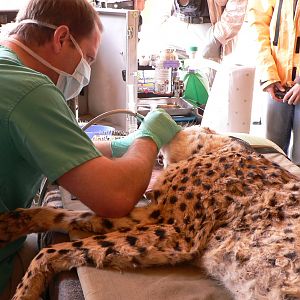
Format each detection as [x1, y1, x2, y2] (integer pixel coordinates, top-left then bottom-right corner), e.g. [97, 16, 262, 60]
[201, 63, 256, 134]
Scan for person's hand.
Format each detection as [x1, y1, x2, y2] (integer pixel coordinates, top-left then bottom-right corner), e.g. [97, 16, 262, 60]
[265, 82, 285, 102]
[266, 81, 300, 105]
[202, 26, 221, 60]
[111, 109, 181, 157]
[282, 83, 300, 105]
[138, 108, 182, 149]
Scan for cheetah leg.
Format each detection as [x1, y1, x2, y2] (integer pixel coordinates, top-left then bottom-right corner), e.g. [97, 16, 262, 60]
[12, 224, 196, 300]
[0, 204, 159, 248]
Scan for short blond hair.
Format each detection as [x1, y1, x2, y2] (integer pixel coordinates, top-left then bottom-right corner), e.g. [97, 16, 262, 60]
[10, 0, 103, 45]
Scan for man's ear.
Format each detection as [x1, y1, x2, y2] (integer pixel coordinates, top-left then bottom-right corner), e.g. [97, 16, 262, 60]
[52, 25, 70, 53]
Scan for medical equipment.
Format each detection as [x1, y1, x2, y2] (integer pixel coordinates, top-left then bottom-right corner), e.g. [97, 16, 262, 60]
[81, 109, 143, 131]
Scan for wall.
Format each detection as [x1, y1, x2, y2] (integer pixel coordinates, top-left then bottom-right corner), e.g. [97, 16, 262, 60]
[138, 1, 266, 136]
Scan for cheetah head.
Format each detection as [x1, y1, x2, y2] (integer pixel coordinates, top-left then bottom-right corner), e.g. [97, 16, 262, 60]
[160, 125, 217, 167]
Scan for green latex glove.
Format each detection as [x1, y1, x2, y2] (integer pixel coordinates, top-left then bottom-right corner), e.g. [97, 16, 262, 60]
[111, 109, 181, 157]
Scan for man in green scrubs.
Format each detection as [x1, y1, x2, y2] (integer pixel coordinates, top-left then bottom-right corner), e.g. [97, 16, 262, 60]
[0, 0, 181, 298]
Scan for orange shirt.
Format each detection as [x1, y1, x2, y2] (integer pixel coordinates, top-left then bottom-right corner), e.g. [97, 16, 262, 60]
[248, 0, 300, 90]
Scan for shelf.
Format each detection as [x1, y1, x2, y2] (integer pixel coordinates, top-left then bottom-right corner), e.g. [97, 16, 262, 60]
[138, 92, 174, 98]
[138, 64, 155, 71]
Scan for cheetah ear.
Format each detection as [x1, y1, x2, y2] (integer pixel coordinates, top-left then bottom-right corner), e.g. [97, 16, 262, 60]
[200, 126, 217, 134]
[144, 190, 160, 203]
[144, 190, 155, 201]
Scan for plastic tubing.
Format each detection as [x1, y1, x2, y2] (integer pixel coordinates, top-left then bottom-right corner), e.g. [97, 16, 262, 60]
[81, 109, 144, 131]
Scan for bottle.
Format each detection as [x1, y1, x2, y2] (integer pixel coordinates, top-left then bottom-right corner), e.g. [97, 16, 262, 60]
[186, 46, 199, 70]
[188, 46, 198, 60]
[183, 46, 209, 106]
[183, 70, 209, 106]
[154, 49, 180, 94]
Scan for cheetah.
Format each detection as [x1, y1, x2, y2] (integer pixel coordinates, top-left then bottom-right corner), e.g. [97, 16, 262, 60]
[1, 125, 300, 300]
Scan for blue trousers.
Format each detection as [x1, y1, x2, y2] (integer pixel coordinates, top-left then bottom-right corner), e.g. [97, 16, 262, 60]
[266, 93, 300, 165]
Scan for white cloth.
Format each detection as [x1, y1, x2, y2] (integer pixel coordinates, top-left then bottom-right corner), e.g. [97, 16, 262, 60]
[201, 63, 256, 133]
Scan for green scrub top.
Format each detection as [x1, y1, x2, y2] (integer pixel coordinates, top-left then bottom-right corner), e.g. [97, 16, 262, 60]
[0, 45, 101, 292]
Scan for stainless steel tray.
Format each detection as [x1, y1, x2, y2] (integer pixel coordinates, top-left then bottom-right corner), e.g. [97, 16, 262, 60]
[137, 97, 197, 116]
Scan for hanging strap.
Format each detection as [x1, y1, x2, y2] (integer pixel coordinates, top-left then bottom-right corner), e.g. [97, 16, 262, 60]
[294, 0, 298, 15]
[273, 0, 284, 46]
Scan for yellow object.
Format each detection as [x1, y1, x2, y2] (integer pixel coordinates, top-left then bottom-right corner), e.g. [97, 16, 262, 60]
[247, 0, 300, 90]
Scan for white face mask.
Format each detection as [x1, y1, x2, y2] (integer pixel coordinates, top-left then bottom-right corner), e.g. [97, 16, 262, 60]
[8, 19, 91, 100]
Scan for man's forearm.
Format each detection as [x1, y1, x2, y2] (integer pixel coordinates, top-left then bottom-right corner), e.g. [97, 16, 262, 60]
[58, 138, 158, 217]
[94, 140, 113, 158]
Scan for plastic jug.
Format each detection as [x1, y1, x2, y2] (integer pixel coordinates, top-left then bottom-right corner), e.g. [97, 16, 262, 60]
[183, 70, 209, 106]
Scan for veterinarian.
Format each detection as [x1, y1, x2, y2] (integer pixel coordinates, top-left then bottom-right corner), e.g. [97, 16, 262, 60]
[146, 0, 248, 84]
[0, 0, 181, 298]
[247, 0, 300, 166]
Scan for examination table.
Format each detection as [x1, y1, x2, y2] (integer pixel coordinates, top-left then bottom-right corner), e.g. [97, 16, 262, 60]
[41, 134, 300, 300]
